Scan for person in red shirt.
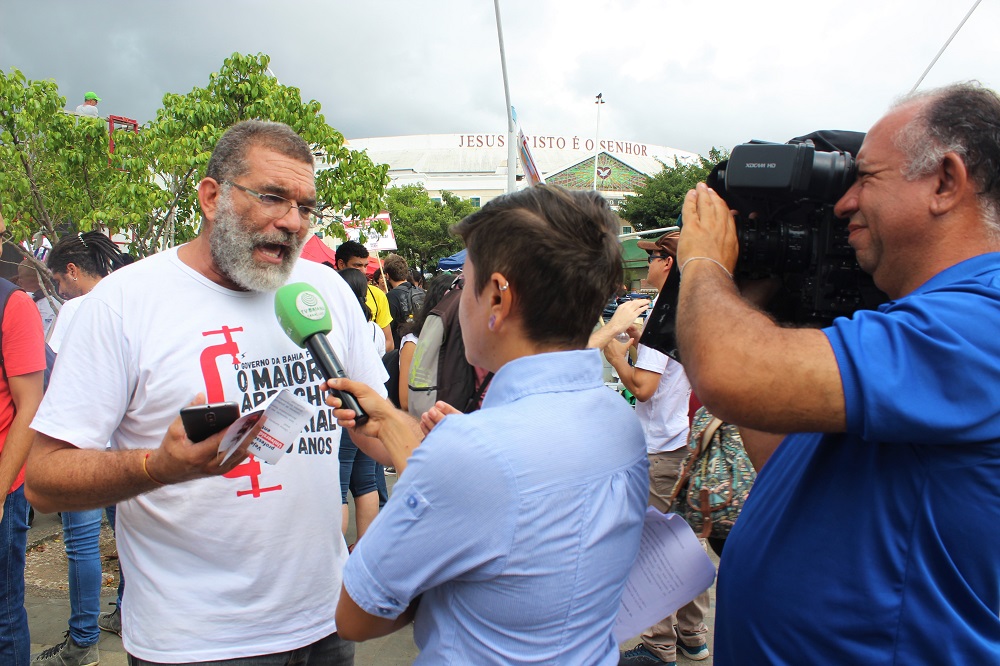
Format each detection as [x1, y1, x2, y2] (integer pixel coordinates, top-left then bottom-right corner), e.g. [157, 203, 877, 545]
[0, 279, 46, 665]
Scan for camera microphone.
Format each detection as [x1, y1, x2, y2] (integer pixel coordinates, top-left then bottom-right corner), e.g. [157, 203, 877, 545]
[274, 283, 369, 426]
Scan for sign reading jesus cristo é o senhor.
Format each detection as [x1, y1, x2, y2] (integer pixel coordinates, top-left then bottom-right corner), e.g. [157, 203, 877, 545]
[458, 134, 650, 157]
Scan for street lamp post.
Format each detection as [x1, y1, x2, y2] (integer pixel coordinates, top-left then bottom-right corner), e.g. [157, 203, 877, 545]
[592, 93, 605, 191]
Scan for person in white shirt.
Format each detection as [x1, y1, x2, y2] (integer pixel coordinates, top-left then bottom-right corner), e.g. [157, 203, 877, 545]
[31, 232, 127, 666]
[604, 231, 712, 666]
[27, 120, 388, 665]
[74, 92, 100, 117]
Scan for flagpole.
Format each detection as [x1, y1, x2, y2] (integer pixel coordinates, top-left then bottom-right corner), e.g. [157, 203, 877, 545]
[494, 0, 517, 193]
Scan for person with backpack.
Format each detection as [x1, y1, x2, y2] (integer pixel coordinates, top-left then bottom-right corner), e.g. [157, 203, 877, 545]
[325, 185, 648, 664]
[392, 273, 454, 413]
[32, 231, 129, 666]
[383, 254, 424, 350]
[0, 276, 46, 666]
[405, 273, 495, 418]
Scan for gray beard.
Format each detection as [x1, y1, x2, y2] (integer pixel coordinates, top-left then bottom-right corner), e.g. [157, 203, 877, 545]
[209, 195, 305, 292]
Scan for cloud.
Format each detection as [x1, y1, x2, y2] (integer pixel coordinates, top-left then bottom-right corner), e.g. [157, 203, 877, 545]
[2, 0, 997, 157]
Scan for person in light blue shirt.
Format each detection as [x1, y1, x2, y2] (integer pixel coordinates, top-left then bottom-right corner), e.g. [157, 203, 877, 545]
[327, 184, 648, 664]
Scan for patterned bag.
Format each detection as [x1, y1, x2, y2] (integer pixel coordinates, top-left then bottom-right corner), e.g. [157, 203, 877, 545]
[669, 407, 757, 539]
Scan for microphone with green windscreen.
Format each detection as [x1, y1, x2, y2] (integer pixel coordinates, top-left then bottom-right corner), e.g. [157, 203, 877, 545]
[274, 282, 368, 425]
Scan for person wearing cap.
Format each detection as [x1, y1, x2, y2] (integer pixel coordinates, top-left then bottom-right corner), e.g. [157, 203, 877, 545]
[75, 92, 100, 118]
[604, 231, 711, 666]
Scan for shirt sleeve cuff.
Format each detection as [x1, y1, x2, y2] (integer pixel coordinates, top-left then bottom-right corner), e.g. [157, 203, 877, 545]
[342, 549, 410, 620]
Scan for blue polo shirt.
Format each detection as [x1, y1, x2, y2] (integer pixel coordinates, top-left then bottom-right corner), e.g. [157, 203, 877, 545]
[344, 349, 648, 664]
[715, 254, 1000, 664]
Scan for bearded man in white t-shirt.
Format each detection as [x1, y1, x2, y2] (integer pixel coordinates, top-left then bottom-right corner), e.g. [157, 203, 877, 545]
[603, 231, 711, 666]
[26, 120, 389, 665]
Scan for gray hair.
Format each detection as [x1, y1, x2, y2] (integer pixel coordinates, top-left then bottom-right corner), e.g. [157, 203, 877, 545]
[892, 82, 1000, 235]
[205, 120, 314, 184]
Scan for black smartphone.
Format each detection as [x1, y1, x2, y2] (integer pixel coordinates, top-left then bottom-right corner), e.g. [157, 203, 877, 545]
[180, 402, 241, 442]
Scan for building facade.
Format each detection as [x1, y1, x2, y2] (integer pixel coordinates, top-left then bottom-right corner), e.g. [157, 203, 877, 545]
[346, 133, 699, 234]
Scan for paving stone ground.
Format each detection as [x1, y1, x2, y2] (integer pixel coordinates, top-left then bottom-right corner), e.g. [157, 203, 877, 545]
[25, 474, 716, 665]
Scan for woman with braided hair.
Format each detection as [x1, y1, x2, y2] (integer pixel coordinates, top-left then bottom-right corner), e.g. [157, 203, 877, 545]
[46, 231, 129, 301]
[31, 231, 129, 665]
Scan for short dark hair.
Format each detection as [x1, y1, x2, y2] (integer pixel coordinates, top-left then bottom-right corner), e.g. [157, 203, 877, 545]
[383, 254, 409, 282]
[47, 231, 128, 278]
[205, 120, 314, 184]
[452, 184, 622, 348]
[894, 82, 1000, 231]
[335, 240, 369, 264]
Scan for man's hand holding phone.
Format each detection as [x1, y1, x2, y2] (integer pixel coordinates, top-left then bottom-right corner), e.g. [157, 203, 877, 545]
[144, 395, 263, 486]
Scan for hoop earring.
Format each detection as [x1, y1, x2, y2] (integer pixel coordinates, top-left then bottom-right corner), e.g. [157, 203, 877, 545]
[488, 315, 496, 330]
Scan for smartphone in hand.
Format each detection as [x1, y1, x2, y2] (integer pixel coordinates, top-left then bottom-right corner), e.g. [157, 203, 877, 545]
[180, 402, 240, 442]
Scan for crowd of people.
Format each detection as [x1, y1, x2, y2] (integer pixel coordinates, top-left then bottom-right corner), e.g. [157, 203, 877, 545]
[0, 80, 994, 666]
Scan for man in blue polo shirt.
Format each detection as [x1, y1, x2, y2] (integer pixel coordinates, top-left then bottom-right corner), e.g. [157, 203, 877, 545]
[676, 82, 1000, 664]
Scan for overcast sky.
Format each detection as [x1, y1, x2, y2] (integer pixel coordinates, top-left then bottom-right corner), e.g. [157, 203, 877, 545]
[2, 0, 998, 157]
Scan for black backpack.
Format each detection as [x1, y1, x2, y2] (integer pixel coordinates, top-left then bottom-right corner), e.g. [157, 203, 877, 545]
[407, 288, 492, 416]
[391, 282, 425, 325]
[0, 278, 56, 390]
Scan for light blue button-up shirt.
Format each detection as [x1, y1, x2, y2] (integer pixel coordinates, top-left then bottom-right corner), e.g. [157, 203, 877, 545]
[343, 348, 648, 664]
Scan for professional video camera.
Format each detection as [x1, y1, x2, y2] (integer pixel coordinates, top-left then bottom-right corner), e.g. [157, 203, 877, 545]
[640, 130, 888, 360]
[707, 130, 887, 325]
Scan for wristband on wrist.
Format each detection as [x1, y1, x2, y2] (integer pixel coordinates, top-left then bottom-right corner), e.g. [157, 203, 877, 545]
[142, 452, 166, 486]
[679, 256, 734, 280]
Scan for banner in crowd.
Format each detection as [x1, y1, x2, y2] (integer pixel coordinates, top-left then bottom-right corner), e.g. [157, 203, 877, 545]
[342, 211, 396, 252]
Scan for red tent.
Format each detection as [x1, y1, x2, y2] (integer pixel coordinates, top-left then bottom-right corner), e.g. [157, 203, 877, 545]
[300, 235, 338, 267]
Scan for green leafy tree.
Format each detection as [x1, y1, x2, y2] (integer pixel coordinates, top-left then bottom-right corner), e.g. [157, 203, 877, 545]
[111, 52, 390, 256]
[618, 147, 729, 231]
[0, 53, 390, 263]
[0, 67, 133, 295]
[0, 69, 128, 239]
[385, 185, 472, 272]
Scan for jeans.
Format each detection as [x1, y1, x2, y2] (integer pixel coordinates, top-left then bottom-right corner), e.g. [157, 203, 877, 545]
[1, 486, 30, 666]
[338, 429, 377, 503]
[105, 504, 124, 607]
[126, 630, 354, 665]
[62, 508, 103, 646]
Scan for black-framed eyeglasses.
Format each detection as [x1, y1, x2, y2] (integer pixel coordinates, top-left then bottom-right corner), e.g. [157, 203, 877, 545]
[647, 253, 670, 263]
[223, 181, 323, 225]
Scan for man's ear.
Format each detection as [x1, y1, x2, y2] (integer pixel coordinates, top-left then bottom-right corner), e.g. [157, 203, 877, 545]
[198, 178, 221, 224]
[930, 152, 969, 216]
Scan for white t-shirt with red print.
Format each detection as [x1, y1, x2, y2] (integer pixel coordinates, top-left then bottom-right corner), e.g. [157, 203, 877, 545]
[33, 247, 388, 662]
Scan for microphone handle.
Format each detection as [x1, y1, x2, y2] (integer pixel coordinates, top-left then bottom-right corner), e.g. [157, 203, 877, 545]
[304, 333, 370, 426]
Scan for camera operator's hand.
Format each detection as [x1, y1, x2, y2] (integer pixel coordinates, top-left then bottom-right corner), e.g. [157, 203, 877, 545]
[678, 183, 739, 277]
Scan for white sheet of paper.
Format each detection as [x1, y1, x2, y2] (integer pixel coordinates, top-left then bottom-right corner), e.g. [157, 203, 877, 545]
[613, 508, 717, 642]
[218, 389, 317, 465]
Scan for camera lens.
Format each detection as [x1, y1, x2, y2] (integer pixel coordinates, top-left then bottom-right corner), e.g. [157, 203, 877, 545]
[737, 216, 811, 276]
[807, 151, 856, 203]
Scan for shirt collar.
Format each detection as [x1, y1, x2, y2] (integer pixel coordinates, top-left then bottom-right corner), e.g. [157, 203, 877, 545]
[482, 349, 605, 409]
[879, 252, 1000, 311]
